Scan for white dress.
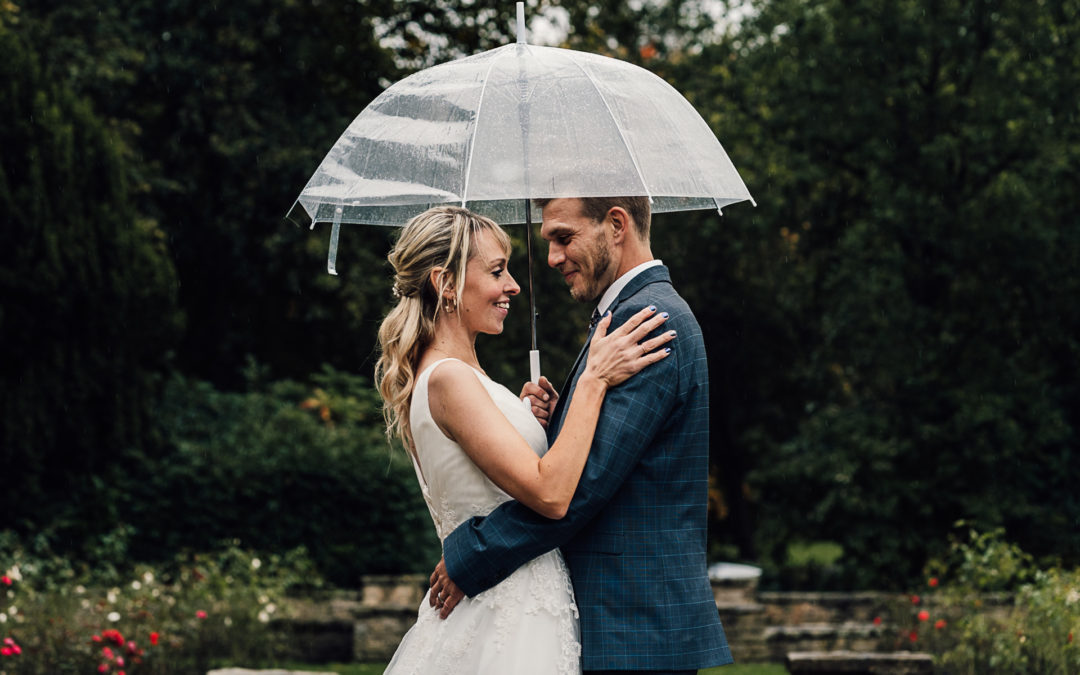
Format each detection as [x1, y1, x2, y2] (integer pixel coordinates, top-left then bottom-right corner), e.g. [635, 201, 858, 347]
[384, 358, 582, 675]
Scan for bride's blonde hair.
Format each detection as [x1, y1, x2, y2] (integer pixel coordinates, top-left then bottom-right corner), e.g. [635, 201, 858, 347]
[375, 206, 511, 448]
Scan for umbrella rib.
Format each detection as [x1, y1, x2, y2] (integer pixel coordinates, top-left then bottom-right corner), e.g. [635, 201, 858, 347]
[460, 48, 510, 208]
[566, 56, 652, 202]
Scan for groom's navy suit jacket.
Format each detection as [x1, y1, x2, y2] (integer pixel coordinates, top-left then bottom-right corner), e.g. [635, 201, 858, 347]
[444, 265, 732, 671]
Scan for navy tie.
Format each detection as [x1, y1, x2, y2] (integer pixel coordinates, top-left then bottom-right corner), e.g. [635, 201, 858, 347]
[589, 308, 601, 329]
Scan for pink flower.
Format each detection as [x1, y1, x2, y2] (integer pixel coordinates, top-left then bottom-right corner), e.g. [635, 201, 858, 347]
[0, 576, 11, 586]
[127, 641, 137, 654]
[98, 664, 109, 673]
[11, 645, 20, 655]
[92, 634, 103, 643]
[1, 647, 12, 656]
[2, 638, 12, 646]
[935, 619, 947, 630]
[917, 610, 930, 622]
[116, 656, 125, 666]
[911, 594, 921, 604]
[928, 577, 939, 587]
[103, 647, 114, 660]
[195, 610, 207, 619]
[149, 631, 160, 646]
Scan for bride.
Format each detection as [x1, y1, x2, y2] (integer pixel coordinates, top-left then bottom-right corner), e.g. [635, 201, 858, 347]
[375, 206, 673, 674]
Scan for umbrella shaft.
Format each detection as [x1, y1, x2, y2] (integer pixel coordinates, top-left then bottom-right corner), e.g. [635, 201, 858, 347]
[525, 201, 537, 351]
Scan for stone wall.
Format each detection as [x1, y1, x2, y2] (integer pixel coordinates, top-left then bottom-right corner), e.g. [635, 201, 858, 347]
[276, 574, 943, 664]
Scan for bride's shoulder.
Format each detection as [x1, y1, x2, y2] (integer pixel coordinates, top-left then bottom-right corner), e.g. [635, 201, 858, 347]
[423, 358, 484, 394]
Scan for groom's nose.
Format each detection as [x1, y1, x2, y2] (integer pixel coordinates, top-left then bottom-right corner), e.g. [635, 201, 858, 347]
[547, 243, 565, 268]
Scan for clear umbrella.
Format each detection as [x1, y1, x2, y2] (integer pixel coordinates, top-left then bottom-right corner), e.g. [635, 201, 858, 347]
[289, 3, 754, 381]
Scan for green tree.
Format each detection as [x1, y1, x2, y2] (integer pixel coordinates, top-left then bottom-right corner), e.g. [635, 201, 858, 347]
[682, 0, 1080, 586]
[20, 0, 401, 386]
[0, 19, 182, 530]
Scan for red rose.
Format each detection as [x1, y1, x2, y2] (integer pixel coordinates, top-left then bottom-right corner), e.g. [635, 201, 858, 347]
[928, 577, 939, 587]
[0, 576, 11, 586]
[196, 610, 207, 619]
[149, 632, 159, 646]
[909, 630, 919, 643]
[917, 610, 930, 621]
[873, 616, 882, 626]
[935, 619, 947, 630]
[911, 594, 921, 604]
[1, 647, 12, 656]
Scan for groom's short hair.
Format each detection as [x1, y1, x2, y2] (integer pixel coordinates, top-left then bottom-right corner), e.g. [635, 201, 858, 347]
[535, 196, 651, 240]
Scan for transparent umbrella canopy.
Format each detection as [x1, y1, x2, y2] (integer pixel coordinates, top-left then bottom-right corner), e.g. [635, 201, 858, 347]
[289, 3, 754, 380]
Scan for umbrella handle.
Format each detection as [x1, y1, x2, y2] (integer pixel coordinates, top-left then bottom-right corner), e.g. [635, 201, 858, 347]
[530, 349, 541, 384]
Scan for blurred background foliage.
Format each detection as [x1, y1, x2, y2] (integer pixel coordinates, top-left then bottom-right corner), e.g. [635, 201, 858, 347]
[1, 0, 1077, 590]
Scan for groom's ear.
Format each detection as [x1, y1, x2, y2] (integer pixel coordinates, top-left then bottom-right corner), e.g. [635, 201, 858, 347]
[607, 206, 631, 244]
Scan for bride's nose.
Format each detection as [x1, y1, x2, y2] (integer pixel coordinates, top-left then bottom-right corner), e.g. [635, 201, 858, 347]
[505, 271, 521, 295]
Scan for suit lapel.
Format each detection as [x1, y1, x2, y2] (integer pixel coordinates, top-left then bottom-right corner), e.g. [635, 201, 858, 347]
[547, 266, 672, 443]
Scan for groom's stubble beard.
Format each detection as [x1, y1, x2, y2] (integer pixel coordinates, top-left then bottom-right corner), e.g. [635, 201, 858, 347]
[570, 233, 615, 304]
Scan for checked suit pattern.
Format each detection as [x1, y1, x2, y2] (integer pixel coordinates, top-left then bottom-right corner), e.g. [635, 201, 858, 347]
[444, 265, 731, 671]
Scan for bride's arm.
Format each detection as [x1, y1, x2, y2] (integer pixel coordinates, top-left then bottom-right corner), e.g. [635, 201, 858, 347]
[429, 306, 673, 519]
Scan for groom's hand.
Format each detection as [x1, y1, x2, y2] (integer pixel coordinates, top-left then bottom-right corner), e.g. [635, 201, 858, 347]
[520, 376, 559, 429]
[429, 557, 465, 619]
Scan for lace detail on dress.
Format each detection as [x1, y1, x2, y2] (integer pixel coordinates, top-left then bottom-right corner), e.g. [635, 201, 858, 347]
[386, 551, 581, 675]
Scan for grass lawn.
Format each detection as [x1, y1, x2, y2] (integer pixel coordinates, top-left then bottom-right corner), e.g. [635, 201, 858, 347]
[284, 663, 787, 675]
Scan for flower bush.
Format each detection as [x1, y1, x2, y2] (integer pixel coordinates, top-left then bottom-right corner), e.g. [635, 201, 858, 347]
[888, 525, 1080, 674]
[0, 543, 322, 674]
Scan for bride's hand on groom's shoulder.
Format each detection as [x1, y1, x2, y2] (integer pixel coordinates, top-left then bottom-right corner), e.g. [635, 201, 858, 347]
[521, 376, 559, 429]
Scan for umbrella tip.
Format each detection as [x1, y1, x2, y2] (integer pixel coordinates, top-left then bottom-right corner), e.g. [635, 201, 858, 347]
[516, 2, 526, 44]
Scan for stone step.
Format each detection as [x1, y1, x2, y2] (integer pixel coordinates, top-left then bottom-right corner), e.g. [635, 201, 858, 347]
[208, 670, 337, 675]
[786, 650, 934, 674]
[762, 622, 888, 662]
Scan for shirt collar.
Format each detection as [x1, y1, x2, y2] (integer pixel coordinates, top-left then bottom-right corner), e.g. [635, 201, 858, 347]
[596, 259, 663, 315]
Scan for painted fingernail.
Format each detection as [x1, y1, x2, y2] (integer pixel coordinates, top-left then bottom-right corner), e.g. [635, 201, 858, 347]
[664, 347, 671, 353]
[661, 312, 669, 318]
[669, 330, 677, 337]
[648, 305, 656, 312]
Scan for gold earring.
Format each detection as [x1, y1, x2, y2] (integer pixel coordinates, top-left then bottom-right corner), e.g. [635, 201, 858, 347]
[443, 296, 456, 313]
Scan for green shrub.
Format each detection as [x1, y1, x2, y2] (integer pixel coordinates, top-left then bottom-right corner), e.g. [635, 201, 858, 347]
[126, 365, 440, 585]
[0, 543, 318, 674]
[887, 526, 1080, 674]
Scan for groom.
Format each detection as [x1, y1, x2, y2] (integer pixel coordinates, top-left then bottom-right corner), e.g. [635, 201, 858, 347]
[430, 196, 732, 673]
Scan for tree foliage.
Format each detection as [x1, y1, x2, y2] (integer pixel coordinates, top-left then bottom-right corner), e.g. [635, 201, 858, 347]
[0, 19, 182, 527]
[682, 0, 1080, 586]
